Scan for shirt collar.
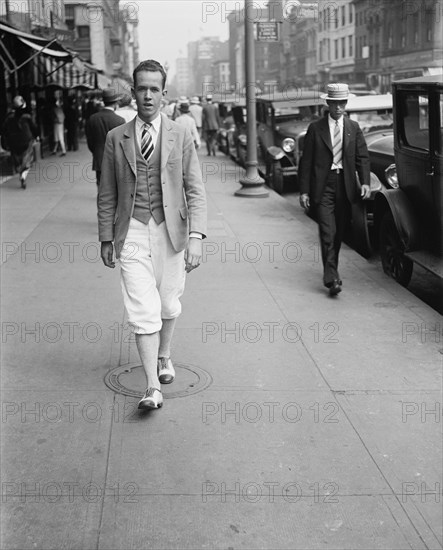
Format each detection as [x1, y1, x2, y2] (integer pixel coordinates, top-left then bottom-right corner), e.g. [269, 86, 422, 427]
[328, 114, 344, 128]
[136, 114, 161, 134]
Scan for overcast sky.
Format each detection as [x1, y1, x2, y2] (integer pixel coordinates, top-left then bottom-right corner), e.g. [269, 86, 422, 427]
[134, 0, 268, 77]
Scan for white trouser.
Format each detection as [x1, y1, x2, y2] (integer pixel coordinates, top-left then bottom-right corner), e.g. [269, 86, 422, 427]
[119, 217, 186, 334]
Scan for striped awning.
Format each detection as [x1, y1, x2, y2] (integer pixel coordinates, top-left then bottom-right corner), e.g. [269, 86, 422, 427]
[41, 56, 97, 88]
[1, 22, 97, 89]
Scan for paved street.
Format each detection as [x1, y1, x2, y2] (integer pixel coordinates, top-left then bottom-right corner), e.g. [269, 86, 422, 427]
[1, 141, 442, 550]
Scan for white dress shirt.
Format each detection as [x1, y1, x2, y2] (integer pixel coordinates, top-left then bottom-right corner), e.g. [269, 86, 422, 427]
[135, 114, 161, 150]
[328, 114, 344, 170]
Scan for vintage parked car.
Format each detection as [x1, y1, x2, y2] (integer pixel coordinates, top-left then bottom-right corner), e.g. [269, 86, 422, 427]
[216, 101, 247, 164]
[254, 90, 325, 194]
[258, 92, 394, 195]
[345, 93, 393, 133]
[364, 129, 395, 186]
[374, 74, 443, 286]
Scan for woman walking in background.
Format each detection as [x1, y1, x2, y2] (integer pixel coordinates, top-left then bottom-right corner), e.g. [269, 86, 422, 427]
[51, 98, 66, 156]
[2, 95, 39, 189]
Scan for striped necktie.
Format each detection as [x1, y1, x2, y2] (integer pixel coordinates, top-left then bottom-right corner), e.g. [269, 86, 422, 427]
[333, 120, 342, 166]
[141, 123, 154, 162]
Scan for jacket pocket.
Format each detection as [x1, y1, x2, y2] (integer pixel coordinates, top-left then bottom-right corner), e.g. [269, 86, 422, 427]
[179, 206, 188, 220]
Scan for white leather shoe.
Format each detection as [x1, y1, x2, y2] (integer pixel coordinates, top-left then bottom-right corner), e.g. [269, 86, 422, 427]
[138, 387, 163, 410]
[158, 357, 175, 384]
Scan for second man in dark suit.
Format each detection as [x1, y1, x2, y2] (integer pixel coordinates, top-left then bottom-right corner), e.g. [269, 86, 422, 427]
[299, 83, 371, 296]
[202, 94, 221, 156]
[85, 88, 125, 187]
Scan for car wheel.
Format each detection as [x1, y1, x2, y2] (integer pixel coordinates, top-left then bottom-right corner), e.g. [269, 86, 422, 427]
[270, 164, 284, 194]
[379, 210, 413, 286]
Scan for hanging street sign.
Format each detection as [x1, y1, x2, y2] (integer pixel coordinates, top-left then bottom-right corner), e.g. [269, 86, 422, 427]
[255, 22, 280, 42]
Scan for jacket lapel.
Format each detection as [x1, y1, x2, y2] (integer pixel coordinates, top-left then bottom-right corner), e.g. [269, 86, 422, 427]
[120, 118, 137, 176]
[160, 112, 177, 170]
[318, 117, 332, 152]
[343, 116, 352, 153]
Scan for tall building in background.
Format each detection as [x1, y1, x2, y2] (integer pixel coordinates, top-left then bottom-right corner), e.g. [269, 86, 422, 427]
[228, 2, 287, 95]
[0, 0, 71, 41]
[317, 0, 356, 85]
[187, 36, 224, 97]
[212, 41, 230, 93]
[288, 1, 317, 88]
[175, 57, 190, 96]
[64, 0, 138, 86]
[378, 0, 442, 91]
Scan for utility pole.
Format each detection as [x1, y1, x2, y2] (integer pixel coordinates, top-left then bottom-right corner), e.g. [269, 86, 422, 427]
[235, 0, 269, 197]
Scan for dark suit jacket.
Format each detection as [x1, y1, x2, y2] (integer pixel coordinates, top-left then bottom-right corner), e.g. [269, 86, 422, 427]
[298, 115, 370, 205]
[202, 103, 221, 131]
[85, 108, 125, 171]
[98, 114, 207, 258]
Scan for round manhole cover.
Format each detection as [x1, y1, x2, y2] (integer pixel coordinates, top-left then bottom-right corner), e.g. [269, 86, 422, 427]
[104, 363, 212, 399]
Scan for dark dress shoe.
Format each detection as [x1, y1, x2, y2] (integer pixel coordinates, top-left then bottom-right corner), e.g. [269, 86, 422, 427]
[329, 279, 342, 296]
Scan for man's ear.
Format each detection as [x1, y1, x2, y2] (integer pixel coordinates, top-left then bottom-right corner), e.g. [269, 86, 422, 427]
[162, 89, 168, 98]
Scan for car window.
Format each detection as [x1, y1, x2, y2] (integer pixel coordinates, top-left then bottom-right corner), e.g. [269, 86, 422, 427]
[348, 112, 393, 133]
[401, 93, 429, 152]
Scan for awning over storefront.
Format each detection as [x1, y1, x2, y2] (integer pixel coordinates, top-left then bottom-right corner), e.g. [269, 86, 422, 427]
[0, 22, 72, 72]
[41, 56, 97, 89]
[0, 22, 98, 89]
[18, 36, 71, 58]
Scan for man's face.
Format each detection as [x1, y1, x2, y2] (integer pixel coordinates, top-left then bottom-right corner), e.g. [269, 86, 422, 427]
[327, 100, 347, 120]
[132, 70, 166, 122]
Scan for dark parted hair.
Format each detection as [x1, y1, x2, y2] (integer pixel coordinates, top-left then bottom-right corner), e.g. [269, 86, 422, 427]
[133, 60, 167, 90]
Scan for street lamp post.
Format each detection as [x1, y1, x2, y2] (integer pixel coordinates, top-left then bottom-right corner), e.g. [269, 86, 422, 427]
[235, 0, 269, 197]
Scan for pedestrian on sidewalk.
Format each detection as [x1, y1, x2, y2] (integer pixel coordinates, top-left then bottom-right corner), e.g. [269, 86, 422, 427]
[115, 93, 137, 123]
[202, 94, 221, 156]
[65, 96, 80, 151]
[174, 102, 201, 149]
[298, 83, 371, 296]
[189, 96, 203, 138]
[51, 98, 67, 156]
[85, 88, 125, 187]
[1, 95, 39, 189]
[98, 59, 207, 411]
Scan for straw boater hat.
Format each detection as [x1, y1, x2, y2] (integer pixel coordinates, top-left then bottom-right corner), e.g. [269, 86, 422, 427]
[12, 95, 26, 109]
[191, 96, 200, 104]
[321, 83, 355, 101]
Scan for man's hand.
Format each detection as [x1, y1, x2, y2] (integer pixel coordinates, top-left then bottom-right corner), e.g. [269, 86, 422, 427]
[101, 241, 115, 268]
[300, 193, 310, 210]
[185, 237, 202, 273]
[361, 184, 371, 200]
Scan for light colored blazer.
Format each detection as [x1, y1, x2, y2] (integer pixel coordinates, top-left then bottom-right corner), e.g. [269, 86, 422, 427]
[98, 113, 207, 258]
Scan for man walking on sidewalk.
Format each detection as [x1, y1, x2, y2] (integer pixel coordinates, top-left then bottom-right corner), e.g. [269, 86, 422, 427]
[202, 94, 221, 156]
[86, 88, 125, 187]
[299, 83, 371, 296]
[98, 59, 207, 410]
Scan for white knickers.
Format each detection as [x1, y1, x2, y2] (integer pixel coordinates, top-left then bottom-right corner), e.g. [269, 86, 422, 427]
[119, 217, 186, 334]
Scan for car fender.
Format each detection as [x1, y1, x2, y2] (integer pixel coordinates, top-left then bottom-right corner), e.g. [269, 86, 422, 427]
[374, 189, 421, 251]
[266, 145, 285, 161]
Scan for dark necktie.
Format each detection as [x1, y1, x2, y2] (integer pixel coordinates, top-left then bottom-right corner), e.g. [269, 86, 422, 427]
[333, 120, 342, 166]
[141, 123, 154, 162]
